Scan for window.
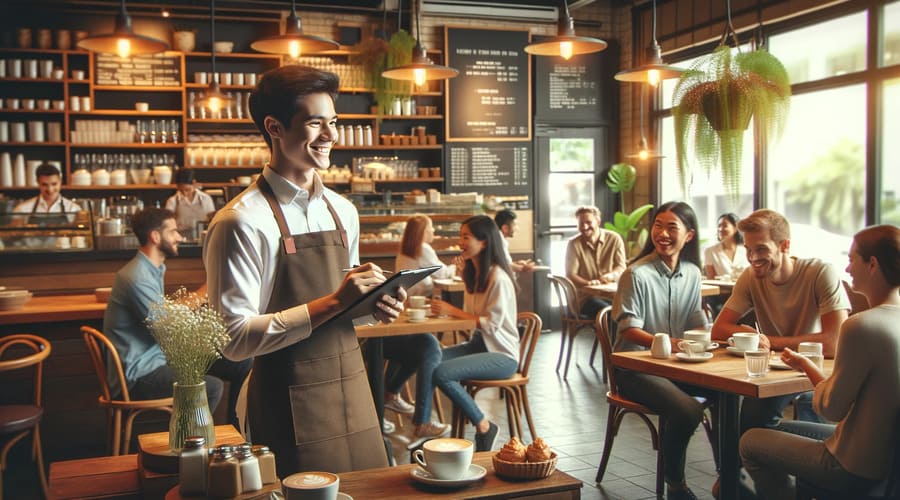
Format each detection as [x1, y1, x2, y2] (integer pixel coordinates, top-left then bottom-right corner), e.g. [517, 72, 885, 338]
[883, 1, 900, 67]
[769, 12, 867, 83]
[883, 78, 900, 225]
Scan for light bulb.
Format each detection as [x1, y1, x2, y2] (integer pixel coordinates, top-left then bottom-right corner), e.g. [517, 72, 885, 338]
[208, 96, 221, 113]
[647, 69, 660, 87]
[413, 68, 427, 87]
[559, 41, 574, 60]
[638, 149, 649, 161]
[116, 38, 131, 59]
[288, 40, 301, 59]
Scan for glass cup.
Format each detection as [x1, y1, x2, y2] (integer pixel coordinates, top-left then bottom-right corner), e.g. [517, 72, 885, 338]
[745, 349, 770, 378]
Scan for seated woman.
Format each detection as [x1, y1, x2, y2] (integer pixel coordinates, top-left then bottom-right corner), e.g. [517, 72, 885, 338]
[740, 225, 900, 500]
[703, 212, 749, 280]
[612, 201, 715, 500]
[430, 215, 519, 452]
[383, 215, 455, 441]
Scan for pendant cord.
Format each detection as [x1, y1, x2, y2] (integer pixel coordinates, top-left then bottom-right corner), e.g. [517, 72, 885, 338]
[210, 0, 216, 77]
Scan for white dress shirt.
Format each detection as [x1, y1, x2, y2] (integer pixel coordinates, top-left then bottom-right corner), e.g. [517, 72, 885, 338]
[164, 189, 216, 214]
[13, 196, 81, 214]
[204, 166, 360, 361]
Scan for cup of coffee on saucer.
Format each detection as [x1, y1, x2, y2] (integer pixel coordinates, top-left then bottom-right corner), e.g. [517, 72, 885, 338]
[283, 471, 339, 500]
[683, 329, 712, 349]
[677, 340, 706, 357]
[407, 308, 427, 322]
[408, 295, 427, 309]
[413, 438, 474, 480]
[728, 332, 759, 352]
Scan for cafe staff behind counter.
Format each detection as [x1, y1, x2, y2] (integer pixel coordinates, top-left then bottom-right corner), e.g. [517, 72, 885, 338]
[165, 168, 216, 240]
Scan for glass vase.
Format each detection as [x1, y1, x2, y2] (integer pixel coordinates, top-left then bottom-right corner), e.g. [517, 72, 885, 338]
[169, 381, 215, 452]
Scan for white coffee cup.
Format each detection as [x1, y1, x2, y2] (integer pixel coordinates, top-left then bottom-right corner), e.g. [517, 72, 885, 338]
[134, 102, 149, 112]
[683, 329, 711, 348]
[678, 340, 706, 357]
[407, 308, 427, 322]
[282, 471, 339, 500]
[194, 71, 208, 84]
[413, 438, 474, 480]
[71, 69, 85, 80]
[729, 333, 759, 352]
[409, 295, 427, 309]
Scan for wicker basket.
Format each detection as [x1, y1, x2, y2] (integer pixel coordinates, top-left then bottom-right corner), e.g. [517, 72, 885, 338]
[492, 452, 558, 480]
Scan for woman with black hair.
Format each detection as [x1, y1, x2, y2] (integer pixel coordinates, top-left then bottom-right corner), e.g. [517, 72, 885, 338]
[703, 212, 749, 279]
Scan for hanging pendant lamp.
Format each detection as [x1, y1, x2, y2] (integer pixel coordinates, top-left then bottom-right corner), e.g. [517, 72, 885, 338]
[196, 0, 232, 114]
[382, 0, 458, 86]
[524, 0, 606, 60]
[77, 0, 168, 58]
[625, 86, 663, 160]
[615, 0, 683, 86]
[251, 0, 339, 58]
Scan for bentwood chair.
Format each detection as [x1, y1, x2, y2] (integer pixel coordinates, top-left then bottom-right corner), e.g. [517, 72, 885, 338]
[0, 334, 51, 500]
[547, 274, 601, 380]
[452, 312, 543, 441]
[81, 326, 173, 455]
[593, 307, 718, 499]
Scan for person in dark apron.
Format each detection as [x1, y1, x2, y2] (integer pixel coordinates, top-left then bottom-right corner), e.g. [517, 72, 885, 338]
[203, 65, 405, 477]
[13, 163, 81, 226]
[164, 168, 216, 241]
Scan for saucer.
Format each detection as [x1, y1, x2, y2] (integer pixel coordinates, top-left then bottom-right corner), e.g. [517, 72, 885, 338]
[407, 318, 427, 323]
[727, 346, 751, 357]
[706, 342, 720, 351]
[410, 464, 486, 487]
[337, 493, 353, 500]
[675, 352, 713, 362]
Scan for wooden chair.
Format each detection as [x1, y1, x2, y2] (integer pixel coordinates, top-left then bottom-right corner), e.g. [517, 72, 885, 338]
[0, 334, 51, 500]
[593, 307, 717, 499]
[81, 326, 173, 455]
[547, 274, 601, 380]
[452, 312, 543, 441]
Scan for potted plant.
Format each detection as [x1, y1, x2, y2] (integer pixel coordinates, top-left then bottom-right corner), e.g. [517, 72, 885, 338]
[672, 45, 790, 195]
[351, 30, 415, 119]
[604, 163, 653, 258]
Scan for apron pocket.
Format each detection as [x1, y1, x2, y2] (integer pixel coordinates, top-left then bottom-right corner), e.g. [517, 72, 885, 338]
[288, 368, 377, 446]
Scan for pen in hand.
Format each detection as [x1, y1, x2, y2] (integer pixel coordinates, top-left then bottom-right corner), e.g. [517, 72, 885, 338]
[341, 268, 393, 274]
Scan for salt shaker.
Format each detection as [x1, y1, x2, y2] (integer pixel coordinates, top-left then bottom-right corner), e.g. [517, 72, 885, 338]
[207, 447, 242, 497]
[252, 445, 277, 485]
[237, 444, 262, 493]
[179, 436, 207, 496]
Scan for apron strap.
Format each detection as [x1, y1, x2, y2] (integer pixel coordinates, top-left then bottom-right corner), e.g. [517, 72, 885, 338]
[322, 197, 348, 249]
[256, 176, 296, 254]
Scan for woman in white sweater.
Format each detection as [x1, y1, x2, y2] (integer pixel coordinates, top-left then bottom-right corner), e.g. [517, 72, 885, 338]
[395, 214, 456, 296]
[740, 224, 900, 499]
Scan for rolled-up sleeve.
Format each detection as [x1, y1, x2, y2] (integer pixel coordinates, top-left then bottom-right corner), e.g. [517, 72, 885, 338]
[612, 269, 644, 331]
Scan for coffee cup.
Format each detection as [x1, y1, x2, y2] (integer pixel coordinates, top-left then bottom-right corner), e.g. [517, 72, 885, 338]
[729, 333, 759, 352]
[683, 329, 711, 348]
[407, 308, 427, 322]
[236, 175, 251, 185]
[412, 438, 473, 480]
[678, 340, 706, 357]
[134, 102, 149, 112]
[282, 471, 339, 500]
[71, 69, 85, 80]
[409, 295, 427, 309]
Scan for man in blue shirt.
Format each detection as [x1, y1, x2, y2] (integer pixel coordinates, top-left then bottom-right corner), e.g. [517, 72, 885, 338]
[103, 207, 251, 428]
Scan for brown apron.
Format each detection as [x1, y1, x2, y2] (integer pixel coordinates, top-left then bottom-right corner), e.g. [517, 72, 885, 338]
[174, 194, 207, 239]
[247, 177, 386, 477]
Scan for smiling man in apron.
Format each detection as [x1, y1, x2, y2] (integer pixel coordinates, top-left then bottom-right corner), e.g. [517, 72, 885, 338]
[164, 168, 216, 241]
[204, 65, 405, 477]
[13, 163, 82, 226]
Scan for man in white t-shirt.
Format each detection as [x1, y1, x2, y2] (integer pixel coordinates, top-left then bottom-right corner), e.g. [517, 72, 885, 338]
[13, 163, 81, 225]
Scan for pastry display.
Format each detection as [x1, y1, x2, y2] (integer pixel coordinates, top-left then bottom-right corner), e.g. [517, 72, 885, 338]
[496, 436, 527, 463]
[525, 437, 553, 462]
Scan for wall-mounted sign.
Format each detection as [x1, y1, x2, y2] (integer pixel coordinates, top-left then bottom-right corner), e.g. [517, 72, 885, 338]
[445, 27, 531, 142]
[94, 54, 182, 87]
[446, 142, 531, 207]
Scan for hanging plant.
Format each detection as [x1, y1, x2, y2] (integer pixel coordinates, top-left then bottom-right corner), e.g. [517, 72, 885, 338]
[350, 29, 415, 119]
[672, 41, 790, 196]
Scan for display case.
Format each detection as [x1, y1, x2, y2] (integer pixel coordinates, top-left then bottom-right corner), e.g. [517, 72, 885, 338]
[357, 200, 483, 256]
[0, 208, 94, 252]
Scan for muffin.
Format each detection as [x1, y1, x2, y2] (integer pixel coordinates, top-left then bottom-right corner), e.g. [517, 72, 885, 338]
[496, 436, 527, 463]
[525, 437, 552, 462]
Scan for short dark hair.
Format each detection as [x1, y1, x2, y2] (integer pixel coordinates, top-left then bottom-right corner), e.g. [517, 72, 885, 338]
[575, 206, 601, 219]
[739, 209, 791, 244]
[35, 163, 60, 179]
[853, 225, 900, 287]
[494, 209, 516, 229]
[174, 168, 196, 185]
[131, 207, 175, 246]
[249, 65, 340, 149]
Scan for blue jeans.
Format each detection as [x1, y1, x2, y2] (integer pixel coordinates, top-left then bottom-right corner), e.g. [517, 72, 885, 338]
[433, 333, 518, 425]
[383, 334, 442, 425]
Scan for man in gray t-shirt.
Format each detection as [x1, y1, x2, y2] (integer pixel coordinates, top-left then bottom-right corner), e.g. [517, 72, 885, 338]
[711, 209, 849, 433]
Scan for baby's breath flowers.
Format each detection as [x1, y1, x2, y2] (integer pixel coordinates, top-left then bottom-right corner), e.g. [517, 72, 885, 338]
[146, 287, 231, 385]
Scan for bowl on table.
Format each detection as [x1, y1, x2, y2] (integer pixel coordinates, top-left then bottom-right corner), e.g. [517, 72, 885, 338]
[213, 41, 234, 53]
[0, 289, 33, 311]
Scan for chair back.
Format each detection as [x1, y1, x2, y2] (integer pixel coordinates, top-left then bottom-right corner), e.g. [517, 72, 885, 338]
[81, 326, 132, 403]
[516, 312, 543, 377]
[593, 306, 617, 393]
[0, 334, 51, 407]
[547, 274, 581, 322]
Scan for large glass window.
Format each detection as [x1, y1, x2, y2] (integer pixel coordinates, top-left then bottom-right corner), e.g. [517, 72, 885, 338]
[769, 12, 867, 83]
[884, 78, 900, 225]
[883, 1, 900, 67]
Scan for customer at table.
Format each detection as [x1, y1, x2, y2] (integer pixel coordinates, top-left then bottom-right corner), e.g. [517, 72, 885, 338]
[612, 201, 715, 500]
[384, 214, 453, 442]
[703, 212, 749, 279]
[204, 65, 405, 475]
[566, 205, 627, 319]
[13, 163, 82, 225]
[740, 225, 900, 500]
[430, 215, 519, 452]
[495, 209, 536, 272]
[104, 207, 251, 429]
[164, 168, 216, 239]
[711, 209, 849, 432]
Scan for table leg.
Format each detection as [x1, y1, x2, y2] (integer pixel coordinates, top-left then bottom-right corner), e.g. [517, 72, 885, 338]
[365, 337, 391, 462]
[718, 393, 741, 499]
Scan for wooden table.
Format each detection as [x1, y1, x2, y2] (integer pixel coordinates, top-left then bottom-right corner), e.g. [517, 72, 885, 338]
[702, 279, 736, 295]
[583, 282, 721, 302]
[433, 278, 466, 294]
[339, 451, 582, 499]
[612, 349, 832, 499]
[0, 293, 105, 325]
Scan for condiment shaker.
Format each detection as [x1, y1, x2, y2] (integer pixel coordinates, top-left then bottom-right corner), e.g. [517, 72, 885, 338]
[179, 436, 207, 496]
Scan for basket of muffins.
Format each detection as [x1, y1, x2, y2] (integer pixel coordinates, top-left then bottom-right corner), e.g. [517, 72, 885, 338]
[492, 437, 557, 480]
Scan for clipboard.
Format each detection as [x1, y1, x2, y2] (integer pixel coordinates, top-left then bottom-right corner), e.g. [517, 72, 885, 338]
[337, 265, 442, 321]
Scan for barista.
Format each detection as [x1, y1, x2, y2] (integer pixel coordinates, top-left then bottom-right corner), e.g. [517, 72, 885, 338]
[13, 163, 82, 225]
[164, 168, 216, 239]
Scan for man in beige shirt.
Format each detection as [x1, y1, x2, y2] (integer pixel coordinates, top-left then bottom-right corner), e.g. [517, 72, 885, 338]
[565, 206, 627, 318]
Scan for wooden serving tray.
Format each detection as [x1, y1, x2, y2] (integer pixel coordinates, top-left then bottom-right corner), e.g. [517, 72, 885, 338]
[138, 424, 245, 474]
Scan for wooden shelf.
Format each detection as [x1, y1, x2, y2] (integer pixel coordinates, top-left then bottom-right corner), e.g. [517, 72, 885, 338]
[188, 165, 264, 170]
[339, 87, 442, 96]
[186, 119, 254, 124]
[185, 83, 255, 90]
[70, 110, 182, 117]
[0, 77, 65, 83]
[0, 109, 65, 114]
[334, 145, 442, 150]
[339, 113, 443, 120]
[184, 52, 282, 60]
[63, 182, 241, 190]
[69, 143, 182, 149]
[0, 141, 66, 146]
[93, 85, 183, 92]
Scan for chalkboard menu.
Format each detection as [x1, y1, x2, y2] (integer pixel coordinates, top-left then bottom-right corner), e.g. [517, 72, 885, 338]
[446, 142, 531, 207]
[534, 37, 616, 125]
[95, 54, 182, 87]
[445, 27, 530, 142]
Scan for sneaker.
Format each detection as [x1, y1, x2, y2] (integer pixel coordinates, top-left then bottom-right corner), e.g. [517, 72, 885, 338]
[382, 419, 396, 434]
[666, 487, 699, 500]
[384, 397, 415, 415]
[474, 422, 499, 452]
[415, 421, 451, 439]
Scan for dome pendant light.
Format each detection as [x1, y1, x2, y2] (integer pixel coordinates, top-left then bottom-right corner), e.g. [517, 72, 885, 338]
[615, 0, 683, 86]
[251, 0, 339, 58]
[196, 0, 232, 114]
[77, 0, 168, 58]
[382, 0, 458, 85]
[524, 0, 607, 60]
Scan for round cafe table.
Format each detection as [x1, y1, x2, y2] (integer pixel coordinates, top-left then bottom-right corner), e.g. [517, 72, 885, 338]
[165, 479, 282, 499]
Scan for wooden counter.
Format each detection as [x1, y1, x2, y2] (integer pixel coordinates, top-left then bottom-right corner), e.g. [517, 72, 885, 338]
[0, 294, 105, 325]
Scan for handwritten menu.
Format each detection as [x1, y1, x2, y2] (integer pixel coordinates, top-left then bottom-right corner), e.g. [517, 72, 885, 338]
[95, 54, 182, 87]
[446, 142, 531, 206]
[445, 27, 530, 141]
[534, 38, 616, 124]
